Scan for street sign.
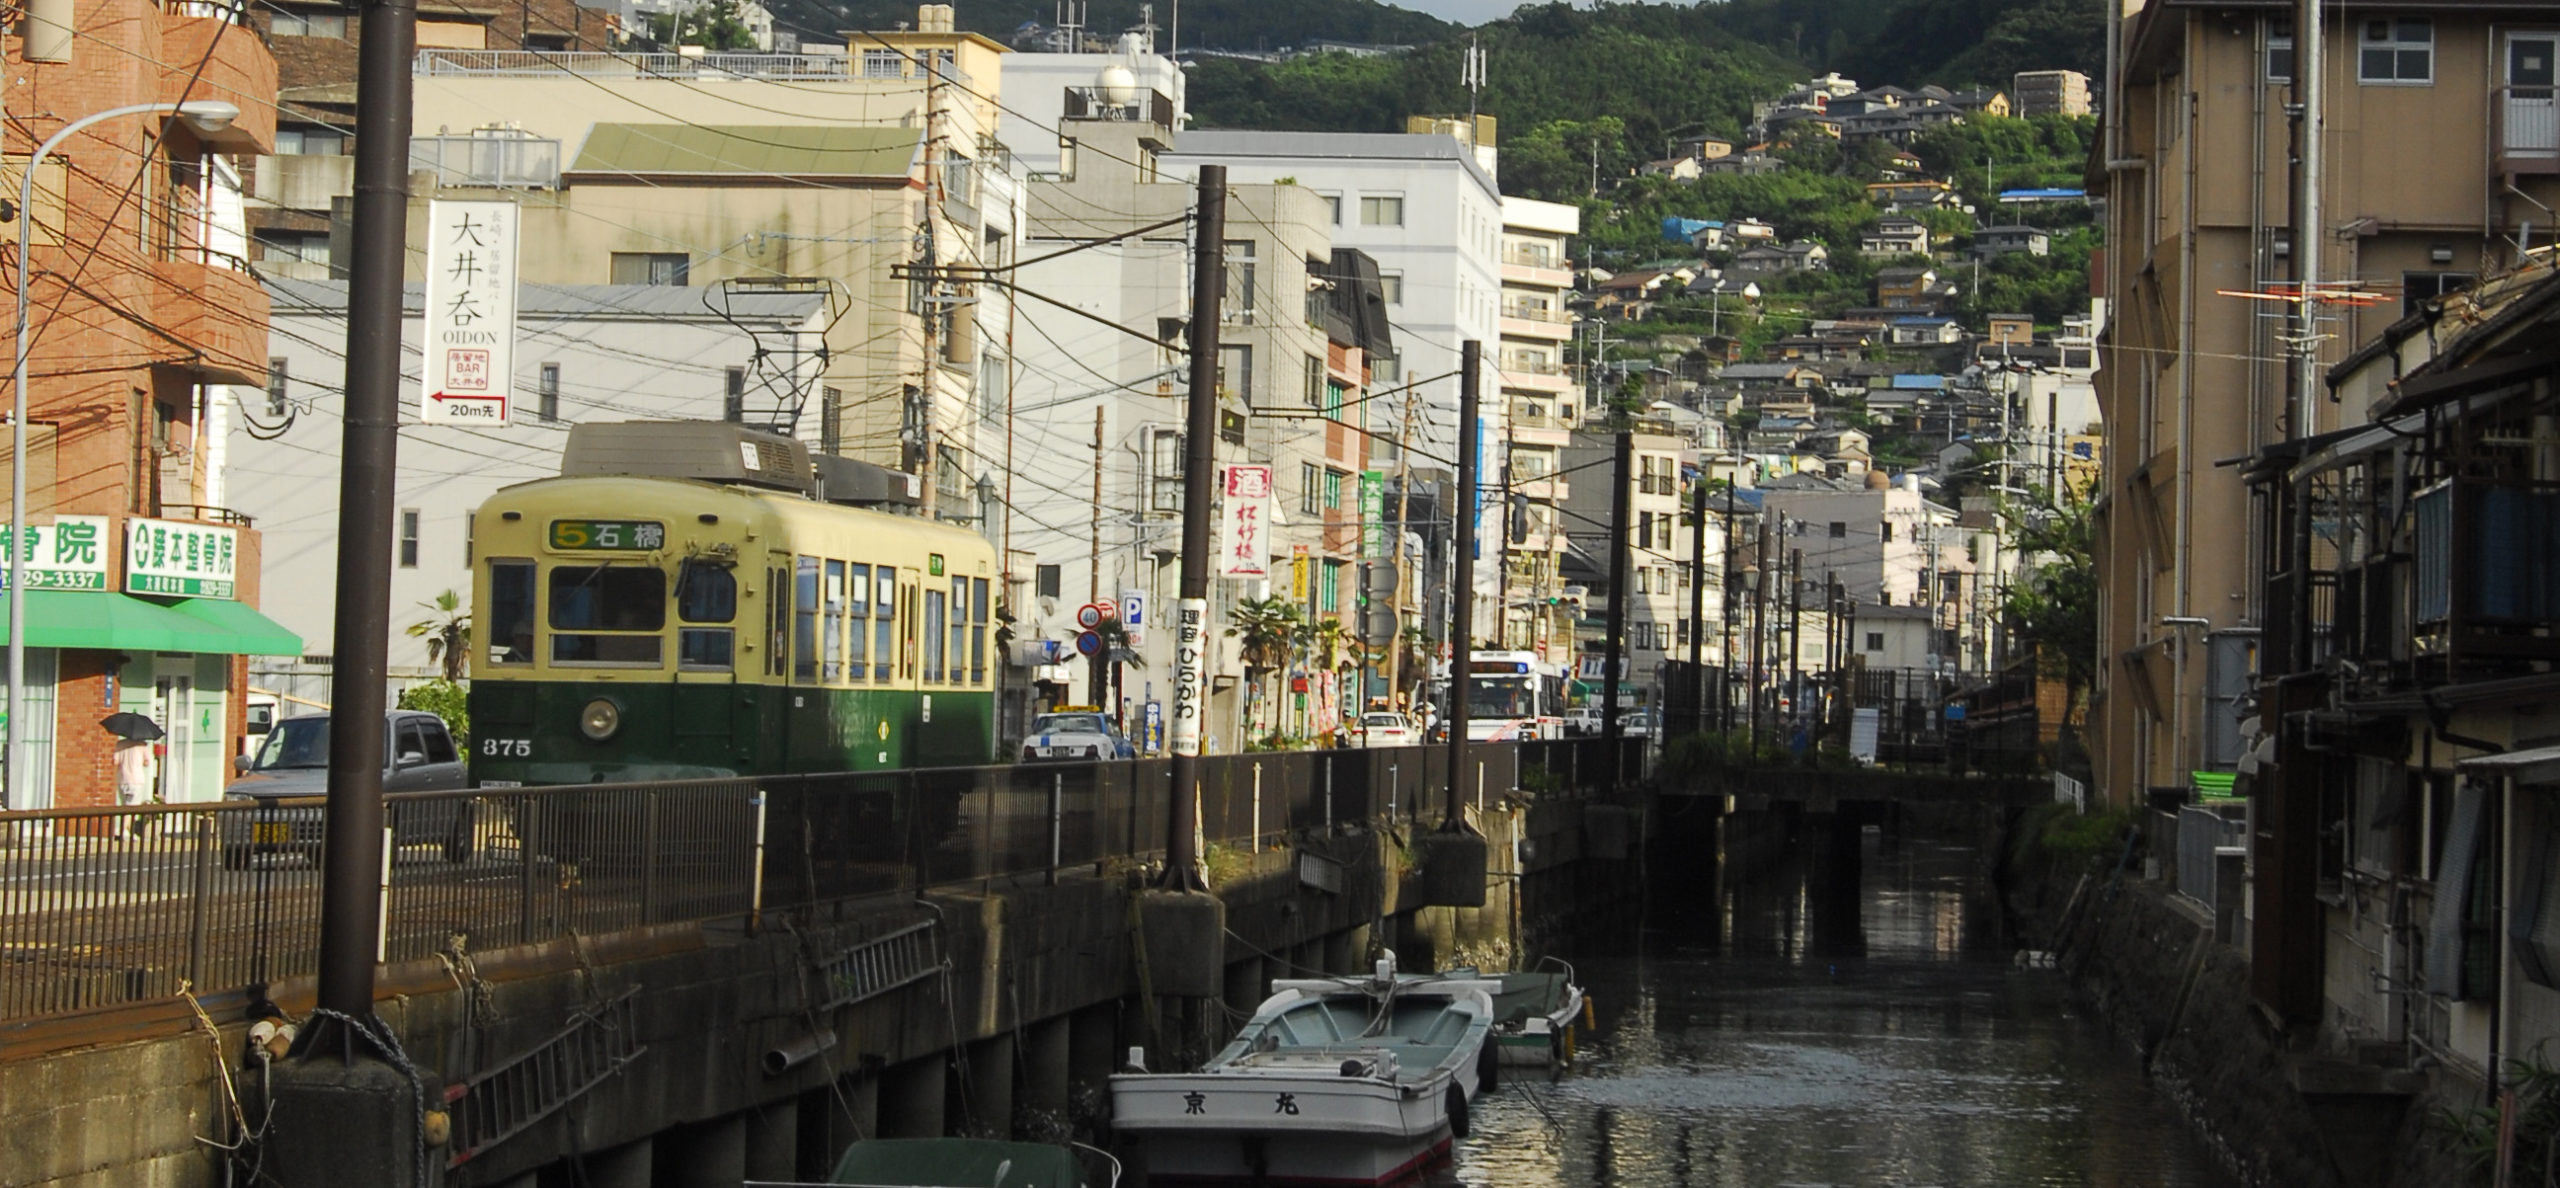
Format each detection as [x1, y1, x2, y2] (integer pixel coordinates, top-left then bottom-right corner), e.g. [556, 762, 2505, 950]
[421, 199, 520, 425]
[1075, 631, 1103, 657]
[1076, 602, 1118, 630]
[1121, 590, 1145, 626]
[1360, 470, 1386, 557]
[1360, 607, 1398, 648]
[1170, 597, 1207, 756]
[1361, 560, 1398, 596]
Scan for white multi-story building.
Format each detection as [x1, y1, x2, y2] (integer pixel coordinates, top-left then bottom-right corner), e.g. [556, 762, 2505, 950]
[1561, 426, 1702, 703]
[1159, 129, 1506, 637]
[232, 280, 831, 691]
[1498, 196, 1580, 661]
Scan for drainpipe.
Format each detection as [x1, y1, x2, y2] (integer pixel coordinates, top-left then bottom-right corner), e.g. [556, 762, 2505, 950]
[2174, 86, 2201, 781]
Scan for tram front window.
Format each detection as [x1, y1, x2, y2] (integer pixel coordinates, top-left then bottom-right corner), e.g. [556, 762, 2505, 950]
[677, 560, 737, 672]
[487, 560, 535, 666]
[550, 565, 667, 665]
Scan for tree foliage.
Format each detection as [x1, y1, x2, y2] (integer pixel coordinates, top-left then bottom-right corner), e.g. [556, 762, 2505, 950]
[2001, 489, 2096, 714]
[397, 679, 471, 748]
[405, 590, 471, 684]
[651, 0, 758, 50]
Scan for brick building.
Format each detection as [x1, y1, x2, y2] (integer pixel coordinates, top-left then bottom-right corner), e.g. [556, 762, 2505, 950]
[3, 0, 296, 812]
[248, 0, 619, 275]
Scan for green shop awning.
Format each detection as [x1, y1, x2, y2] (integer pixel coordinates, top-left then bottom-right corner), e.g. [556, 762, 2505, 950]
[162, 598, 303, 656]
[0, 590, 301, 655]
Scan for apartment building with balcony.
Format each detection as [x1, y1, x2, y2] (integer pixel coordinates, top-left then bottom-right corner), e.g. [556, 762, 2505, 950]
[2011, 68, 2091, 116]
[1005, 73, 1350, 746]
[383, 6, 1015, 533]
[2092, 0, 2560, 822]
[1499, 197, 1580, 660]
[0, 0, 300, 811]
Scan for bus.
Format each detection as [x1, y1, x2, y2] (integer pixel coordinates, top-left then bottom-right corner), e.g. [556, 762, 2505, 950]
[466, 422, 1001, 785]
[1460, 651, 1568, 741]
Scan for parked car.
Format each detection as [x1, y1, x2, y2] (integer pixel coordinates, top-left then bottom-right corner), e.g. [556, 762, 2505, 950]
[1019, 711, 1135, 763]
[218, 710, 473, 868]
[1358, 712, 1418, 748]
[1562, 707, 1601, 737]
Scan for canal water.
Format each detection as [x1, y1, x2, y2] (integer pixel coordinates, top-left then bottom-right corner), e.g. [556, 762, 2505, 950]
[1438, 823, 2242, 1188]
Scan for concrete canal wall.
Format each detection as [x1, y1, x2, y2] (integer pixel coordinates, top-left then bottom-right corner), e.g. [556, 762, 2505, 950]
[3, 792, 1654, 1187]
[2005, 817, 2481, 1188]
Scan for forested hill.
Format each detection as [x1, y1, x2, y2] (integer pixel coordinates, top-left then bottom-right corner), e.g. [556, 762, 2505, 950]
[1181, 0, 2104, 200]
[762, 0, 1456, 58]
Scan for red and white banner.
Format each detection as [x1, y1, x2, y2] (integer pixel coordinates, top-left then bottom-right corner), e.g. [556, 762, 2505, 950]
[1218, 464, 1273, 579]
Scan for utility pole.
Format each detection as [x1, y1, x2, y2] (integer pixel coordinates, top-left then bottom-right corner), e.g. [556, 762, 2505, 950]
[1387, 395, 1418, 705]
[1162, 165, 1224, 889]
[1787, 546, 1803, 736]
[1133, 166, 1225, 1019]
[311, 0, 415, 1045]
[1749, 514, 1772, 742]
[1686, 473, 1705, 738]
[1721, 477, 1738, 733]
[1089, 404, 1106, 707]
[1447, 340, 1483, 775]
[1599, 423, 1633, 780]
[2293, 0, 2325, 439]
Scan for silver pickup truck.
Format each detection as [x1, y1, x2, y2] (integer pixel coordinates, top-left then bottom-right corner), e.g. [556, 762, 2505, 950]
[218, 710, 472, 868]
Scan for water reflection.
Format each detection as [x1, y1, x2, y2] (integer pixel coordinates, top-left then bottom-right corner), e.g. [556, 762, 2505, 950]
[1432, 822, 2238, 1187]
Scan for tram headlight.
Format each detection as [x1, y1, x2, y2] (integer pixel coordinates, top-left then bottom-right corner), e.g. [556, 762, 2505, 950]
[579, 698, 622, 742]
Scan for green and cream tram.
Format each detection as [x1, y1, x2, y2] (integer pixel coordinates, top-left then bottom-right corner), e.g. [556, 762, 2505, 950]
[467, 423, 1001, 784]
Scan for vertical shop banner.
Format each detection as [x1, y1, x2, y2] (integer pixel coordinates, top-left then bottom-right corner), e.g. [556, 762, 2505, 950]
[1359, 470, 1386, 557]
[421, 200, 520, 425]
[1217, 464, 1273, 578]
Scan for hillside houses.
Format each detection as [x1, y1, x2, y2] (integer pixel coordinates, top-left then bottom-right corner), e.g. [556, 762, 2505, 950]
[1972, 224, 2051, 258]
[1861, 217, 1931, 258]
[1732, 240, 1830, 275]
[1875, 266, 1959, 312]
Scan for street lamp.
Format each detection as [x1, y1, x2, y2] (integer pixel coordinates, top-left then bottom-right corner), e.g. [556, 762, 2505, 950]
[6, 99, 237, 809]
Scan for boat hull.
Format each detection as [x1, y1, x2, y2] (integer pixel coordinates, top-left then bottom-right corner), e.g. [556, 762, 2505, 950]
[1112, 1072, 1461, 1186]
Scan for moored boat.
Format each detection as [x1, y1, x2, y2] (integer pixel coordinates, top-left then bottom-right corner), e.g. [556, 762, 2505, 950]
[1108, 953, 1499, 1185]
[1485, 958, 1587, 1067]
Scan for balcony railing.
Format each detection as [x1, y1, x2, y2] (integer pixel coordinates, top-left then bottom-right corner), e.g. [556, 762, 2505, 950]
[411, 134, 563, 189]
[2412, 476, 2560, 663]
[1501, 304, 1573, 325]
[1062, 86, 1178, 130]
[2497, 85, 2560, 175]
[415, 49, 856, 79]
[1502, 246, 1564, 269]
[1501, 357, 1565, 376]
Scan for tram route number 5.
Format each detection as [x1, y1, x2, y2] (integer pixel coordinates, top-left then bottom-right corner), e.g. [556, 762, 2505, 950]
[482, 738, 531, 758]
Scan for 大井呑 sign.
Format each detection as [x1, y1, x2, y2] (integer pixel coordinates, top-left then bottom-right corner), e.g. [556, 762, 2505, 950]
[421, 199, 520, 426]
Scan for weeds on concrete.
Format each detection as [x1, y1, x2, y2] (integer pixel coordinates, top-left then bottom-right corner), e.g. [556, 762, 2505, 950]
[2435, 1040, 2560, 1185]
[2009, 801, 2134, 878]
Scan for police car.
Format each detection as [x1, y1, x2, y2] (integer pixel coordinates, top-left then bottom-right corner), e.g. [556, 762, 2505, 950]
[1020, 709, 1136, 763]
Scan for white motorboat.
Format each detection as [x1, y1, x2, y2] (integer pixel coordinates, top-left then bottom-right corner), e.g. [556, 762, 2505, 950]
[1108, 953, 1499, 1186]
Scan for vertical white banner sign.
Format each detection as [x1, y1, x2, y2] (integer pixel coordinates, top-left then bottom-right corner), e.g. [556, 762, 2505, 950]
[1217, 464, 1273, 578]
[1170, 597, 1208, 756]
[420, 199, 520, 425]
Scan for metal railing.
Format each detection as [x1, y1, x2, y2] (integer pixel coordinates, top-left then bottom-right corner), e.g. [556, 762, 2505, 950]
[1501, 304, 1573, 325]
[2174, 803, 2247, 924]
[1501, 246, 1565, 269]
[0, 739, 1637, 1024]
[411, 134, 562, 190]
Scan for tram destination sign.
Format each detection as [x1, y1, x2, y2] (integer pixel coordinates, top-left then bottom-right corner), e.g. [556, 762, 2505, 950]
[549, 520, 665, 551]
[421, 199, 520, 426]
[126, 517, 238, 599]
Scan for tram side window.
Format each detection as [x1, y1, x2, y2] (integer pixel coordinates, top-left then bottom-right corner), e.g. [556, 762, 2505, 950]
[823, 560, 847, 682]
[846, 563, 871, 680]
[874, 569, 897, 681]
[970, 577, 989, 685]
[947, 577, 967, 686]
[793, 557, 820, 682]
[549, 566, 666, 665]
[487, 560, 535, 665]
[923, 586, 947, 682]
[676, 560, 736, 671]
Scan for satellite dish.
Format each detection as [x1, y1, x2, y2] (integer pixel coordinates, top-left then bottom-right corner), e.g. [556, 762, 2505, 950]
[1097, 63, 1139, 106]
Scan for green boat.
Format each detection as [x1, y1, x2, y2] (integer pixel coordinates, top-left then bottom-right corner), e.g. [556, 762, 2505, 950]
[748, 1137, 1115, 1188]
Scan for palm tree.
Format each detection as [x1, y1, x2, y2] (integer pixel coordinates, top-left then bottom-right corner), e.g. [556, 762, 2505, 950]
[406, 590, 472, 682]
[1228, 596, 1303, 738]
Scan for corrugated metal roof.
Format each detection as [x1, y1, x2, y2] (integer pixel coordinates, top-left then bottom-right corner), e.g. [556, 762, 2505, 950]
[265, 278, 828, 322]
[567, 124, 917, 178]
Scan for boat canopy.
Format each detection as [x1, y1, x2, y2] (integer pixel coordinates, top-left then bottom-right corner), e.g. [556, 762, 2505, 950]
[827, 1139, 1087, 1188]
